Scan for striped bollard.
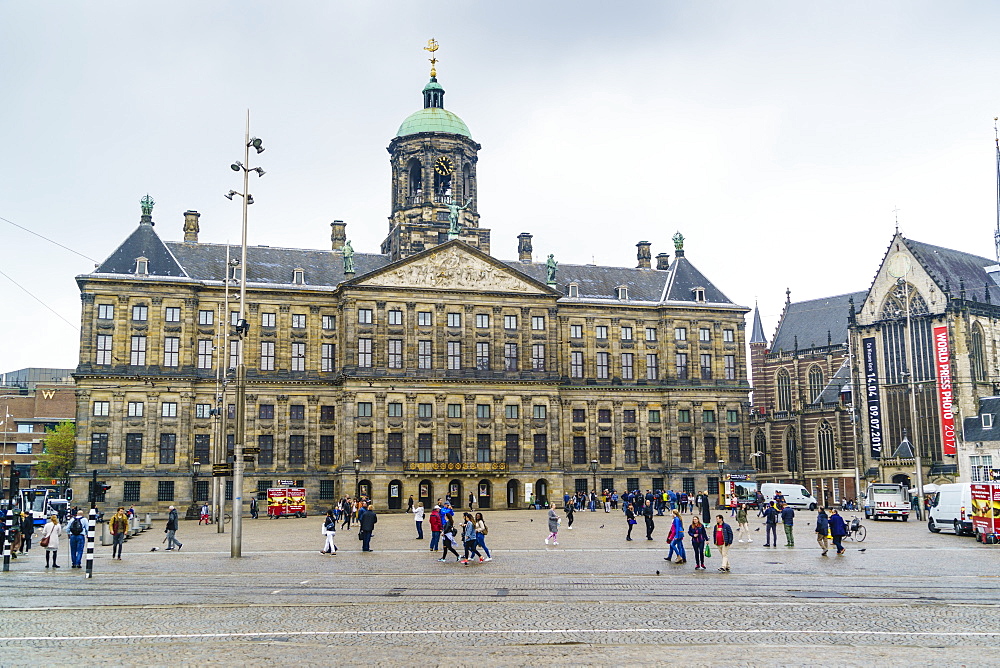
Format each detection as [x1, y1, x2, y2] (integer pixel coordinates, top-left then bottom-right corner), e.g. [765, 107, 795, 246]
[2, 508, 12, 572]
[85, 508, 97, 579]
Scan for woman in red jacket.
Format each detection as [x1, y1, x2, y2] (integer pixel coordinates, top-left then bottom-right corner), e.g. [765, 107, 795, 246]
[428, 505, 442, 552]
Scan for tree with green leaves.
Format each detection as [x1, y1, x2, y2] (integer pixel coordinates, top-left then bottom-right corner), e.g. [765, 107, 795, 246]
[36, 421, 76, 487]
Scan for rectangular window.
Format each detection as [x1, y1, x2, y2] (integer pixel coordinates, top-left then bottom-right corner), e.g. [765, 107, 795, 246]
[162, 337, 179, 367]
[649, 437, 663, 464]
[674, 327, 687, 341]
[260, 341, 275, 370]
[195, 403, 212, 419]
[570, 324, 583, 338]
[624, 436, 638, 464]
[228, 340, 239, 369]
[504, 343, 518, 371]
[418, 311, 432, 327]
[598, 409, 611, 423]
[195, 339, 212, 369]
[230, 311, 240, 326]
[356, 433, 373, 462]
[621, 326, 633, 341]
[388, 309, 403, 326]
[597, 352, 609, 379]
[318, 405, 335, 421]
[533, 433, 548, 463]
[125, 433, 143, 465]
[682, 477, 696, 496]
[728, 436, 742, 463]
[476, 342, 490, 370]
[596, 325, 608, 340]
[358, 308, 373, 324]
[259, 404, 274, 420]
[164, 306, 180, 322]
[417, 433, 432, 462]
[476, 314, 490, 328]
[703, 409, 716, 423]
[157, 481, 175, 502]
[417, 403, 433, 419]
[505, 404, 519, 419]
[476, 434, 491, 462]
[357, 338, 372, 368]
[387, 339, 403, 368]
[90, 433, 108, 464]
[321, 314, 335, 330]
[649, 409, 661, 423]
[161, 402, 177, 418]
[123, 481, 140, 504]
[646, 354, 658, 380]
[570, 351, 584, 378]
[701, 354, 712, 380]
[262, 312, 276, 327]
[291, 342, 305, 371]
[621, 353, 634, 380]
[258, 435, 274, 465]
[227, 404, 236, 420]
[93, 401, 110, 416]
[290, 314, 305, 329]
[723, 329, 735, 343]
[132, 305, 148, 322]
[448, 433, 462, 463]
[418, 340, 433, 369]
[96, 335, 113, 365]
[476, 404, 491, 420]
[159, 433, 176, 464]
[599, 436, 612, 464]
[447, 404, 462, 418]
[678, 409, 691, 423]
[675, 353, 688, 379]
[504, 314, 518, 330]
[679, 436, 693, 463]
[288, 435, 305, 465]
[320, 435, 335, 465]
[447, 341, 462, 369]
[531, 315, 545, 330]
[724, 355, 736, 380]
[699, 327, 711, 342]
[130, 335, 147, 366]
[289, 404, 305, 420]
[572, 408, 586, 423]
[622, 409, 636, 423]
[388, 433, 404, 463]
[199, 310, 214, 325]
[531, 344, 545, 371]
[357, 402, 373, 418]
[645, 327, 657, 342]
[532, 404, 547, 419]
[127, 401, 144, 417]
[506, 434, 520, 463]
[447, 312, 461, 328]
[573, 436, 587, 464]
[704, 436, 717, 462]
[727, 409, 739, 424]
[97, 304, 114, 320]
[319, 479, 336, 499]
[387, 402, 402, 418]
[321, 343, 335, 372]
[194, 434, 211, 464]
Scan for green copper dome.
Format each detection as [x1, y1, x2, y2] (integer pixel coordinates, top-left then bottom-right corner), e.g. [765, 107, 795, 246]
[396, 107, 471, 138]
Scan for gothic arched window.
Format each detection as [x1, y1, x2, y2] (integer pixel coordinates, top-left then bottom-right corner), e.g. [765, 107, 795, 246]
[407, 159, 422, 199]
[754, 429, 768, 471]
[776, 369, 792, 412]
[817, 420, 837, 471]
[971, 323, 986, 382]
[462, 163, 473, 202]
[785, 427, 798, 474]
[808, 366, 825, 404]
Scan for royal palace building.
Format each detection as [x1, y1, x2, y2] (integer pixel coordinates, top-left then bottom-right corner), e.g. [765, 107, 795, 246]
[69, 62, 752, 513]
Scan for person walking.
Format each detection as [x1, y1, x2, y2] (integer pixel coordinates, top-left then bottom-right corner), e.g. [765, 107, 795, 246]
[624, 503, 637, 541]
[19, 511, 34, 554]
[321, 510, 338, 555]
[780, 503, 795, 547]
[714, 515, 734, 572]
[413, 502, 425, 540]
[643, 500, 655, 540]
[249, 496, 259, 519]
[700, 491, 711, 524]
[110, 507, 129, 561]
[40, 514, 61, 568]
[829, 508, 848, 556]
[407, 495, 414, 513]
[468, 491, 476, 511]
[815, 507, 830, 556]
[688, 516, 709, 570]
[474, 512, 492, 561]
[165, 506, 182, 551]
[429, 505, 442, 551]
[736, 504, 752, 543]
[545, 507, 560, 545]
[438, 515, 461, 562]
[340, 497, 353, 530]
[67, 510, 87, 568]
[199, 503, 210, 525]
[666, 509, 686, 564]
[358, 503, 377, 552]
[564, 497, 575, 530]
[460, 513, 482, 564]
[763, 501, 779, 547]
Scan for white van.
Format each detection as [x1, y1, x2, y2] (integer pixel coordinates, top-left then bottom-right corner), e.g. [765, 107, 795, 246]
[759, 483, 818, 510]
[928, 483, 974, 536]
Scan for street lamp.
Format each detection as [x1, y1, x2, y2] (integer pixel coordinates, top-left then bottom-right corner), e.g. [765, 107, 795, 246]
[590, 459, 598, 507]
[191, 460, 202, 506]
[354, 458, 362, 498]
[718, 459, 726, 508]
[225, 112, 266, 558]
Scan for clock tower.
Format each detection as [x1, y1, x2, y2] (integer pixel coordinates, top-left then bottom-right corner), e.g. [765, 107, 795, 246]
[382, 41, 489, 261]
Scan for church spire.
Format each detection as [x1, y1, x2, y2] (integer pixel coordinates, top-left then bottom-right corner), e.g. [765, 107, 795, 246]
[750, 302, 767, 345]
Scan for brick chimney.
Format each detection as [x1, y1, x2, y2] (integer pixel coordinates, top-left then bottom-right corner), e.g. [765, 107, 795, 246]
[330, 220, 347, 250]
[517, 232, 533, 263]
[183, 210, 201, 243]
[656, 253, 670, 270]
[636, 241, 651, 269]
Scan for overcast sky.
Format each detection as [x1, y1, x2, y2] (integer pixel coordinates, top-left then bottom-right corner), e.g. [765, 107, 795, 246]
[3, 1, 1000, 372]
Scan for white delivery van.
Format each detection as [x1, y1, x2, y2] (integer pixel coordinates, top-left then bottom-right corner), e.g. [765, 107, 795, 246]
[928, 483, 974, 536]
[759, 483, 817, 510]
[863, 483, 910, 521]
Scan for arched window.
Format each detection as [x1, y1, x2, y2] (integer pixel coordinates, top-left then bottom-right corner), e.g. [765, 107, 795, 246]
[808, 366, 825, 404]
[754, 429, 768, 471]
[776, 369, 792, 412]
[462, 163, 473, 201]
[817, 420, 836, 470]
[971, 324, 986, 382]
[785, 427, 798, 474]
[407, 159, 422, 199]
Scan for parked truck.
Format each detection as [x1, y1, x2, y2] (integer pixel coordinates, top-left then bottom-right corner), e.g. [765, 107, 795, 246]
[863, 483, 910, 521]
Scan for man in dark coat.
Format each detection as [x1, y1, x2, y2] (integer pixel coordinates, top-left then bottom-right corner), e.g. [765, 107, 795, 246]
[358, 503, 377, 552]
[642, 500, 655, 540]
[701, 492, 711, 524]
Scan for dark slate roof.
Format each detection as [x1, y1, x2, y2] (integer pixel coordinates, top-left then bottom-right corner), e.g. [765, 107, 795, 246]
[662, 254, 733, 303]
[905, 237, 997, 301]
[962, 397, 1000, 443]
[813, 359, 851, 405]
[749, 305, 767, 344]
[771, 291, 867, 353]
[504, 261, 669, 302]
[95, 218, 185, 277]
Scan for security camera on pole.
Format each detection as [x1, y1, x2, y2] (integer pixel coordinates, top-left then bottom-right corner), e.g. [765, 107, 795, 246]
[226, 112, 265, 558]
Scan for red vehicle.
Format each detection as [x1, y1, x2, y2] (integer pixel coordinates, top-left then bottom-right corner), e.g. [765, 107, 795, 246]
[971, 483, 1000, 543]
[267, 487, 307, 519]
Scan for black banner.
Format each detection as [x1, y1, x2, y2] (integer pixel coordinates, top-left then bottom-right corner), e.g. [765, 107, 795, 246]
[863, 337, 883, 459]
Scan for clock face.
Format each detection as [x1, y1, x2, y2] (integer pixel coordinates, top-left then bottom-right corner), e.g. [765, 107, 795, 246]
[434, 156, 454, 176]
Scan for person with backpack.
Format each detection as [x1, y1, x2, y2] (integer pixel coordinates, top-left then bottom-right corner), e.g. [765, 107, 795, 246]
[474, 512, 492, 562]
[321, 510, 338, 555]
[165, 506, 182, 551]
[68, 510, 87, 568]
[762, 502, 779, 547]
[438, 514, 461, 562]
[110, 507, 129, 560]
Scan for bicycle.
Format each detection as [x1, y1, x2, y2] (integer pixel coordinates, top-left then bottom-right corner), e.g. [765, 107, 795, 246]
[845, 515, 866, 542]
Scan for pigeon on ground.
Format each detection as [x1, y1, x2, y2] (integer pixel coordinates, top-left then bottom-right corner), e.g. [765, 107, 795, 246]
[755, 527, 760, 531]
[599, 525, 605, 528]
[655, 570, 660, 575]
[858, 548, 866, 552]
[150, 547, 158, 552]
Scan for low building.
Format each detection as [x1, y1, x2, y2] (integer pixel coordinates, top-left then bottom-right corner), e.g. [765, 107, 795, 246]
[0, 378, 76, 493]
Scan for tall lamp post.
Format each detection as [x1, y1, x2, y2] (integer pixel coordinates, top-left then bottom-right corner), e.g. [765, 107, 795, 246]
[190, 460, 202, 517]
[225, 112, 265, 558]
[590, 459, 599, 509]
[354, 458, 362, 498]
[717, 459, 726, 508]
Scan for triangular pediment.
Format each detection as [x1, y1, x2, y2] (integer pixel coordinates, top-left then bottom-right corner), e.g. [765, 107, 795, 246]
[351, 241, 554, 294]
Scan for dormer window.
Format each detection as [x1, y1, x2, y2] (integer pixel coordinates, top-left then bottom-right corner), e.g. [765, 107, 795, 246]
[293, 268, 304, 285]
[568, 282, 579, 298]
[692, 287, 706, 302]
[983, 414, 994, 429]
[616, 286, 629, 300]
[135, 256, 148, 275]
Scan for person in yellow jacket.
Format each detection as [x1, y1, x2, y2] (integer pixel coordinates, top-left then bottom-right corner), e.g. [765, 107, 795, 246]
[110, 507, 130, 560]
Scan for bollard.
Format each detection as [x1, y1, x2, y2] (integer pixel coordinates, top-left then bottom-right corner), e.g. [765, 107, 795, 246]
[130, 514, 139, 536]
[101, 520, 112, 546]
[144, 513, 152, 530]
[2, 508, 12, 572]
[85, 508, 97, 579]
